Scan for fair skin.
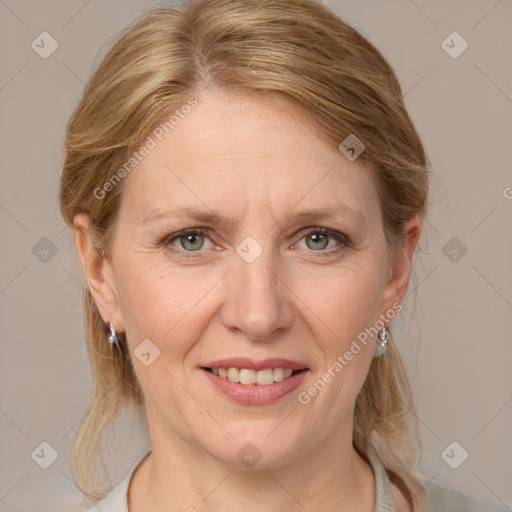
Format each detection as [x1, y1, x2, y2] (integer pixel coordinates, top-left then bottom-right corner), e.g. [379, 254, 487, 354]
[74, 88, 419, 512]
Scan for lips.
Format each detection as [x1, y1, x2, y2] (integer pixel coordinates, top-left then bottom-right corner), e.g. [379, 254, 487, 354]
[199, 357, 310, 405]
[201, 366, 309, 405]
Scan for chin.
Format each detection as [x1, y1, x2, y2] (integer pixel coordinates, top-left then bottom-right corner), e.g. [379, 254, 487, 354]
[202, 430, 304, 470]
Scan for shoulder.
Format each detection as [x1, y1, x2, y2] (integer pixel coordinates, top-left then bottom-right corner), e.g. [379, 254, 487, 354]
[424, 480, 511, 512]
[82, 480, 128, 512]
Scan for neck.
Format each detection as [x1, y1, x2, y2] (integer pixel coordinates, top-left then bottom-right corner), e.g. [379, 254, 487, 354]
[129, 410, 376, 512]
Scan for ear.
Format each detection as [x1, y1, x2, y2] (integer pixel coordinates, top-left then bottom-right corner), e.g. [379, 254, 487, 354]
[73, 213, 124, 333]
[379, 214, 421, 316]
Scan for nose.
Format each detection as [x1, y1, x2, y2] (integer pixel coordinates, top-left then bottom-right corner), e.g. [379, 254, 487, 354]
[219, 241, 294, 342]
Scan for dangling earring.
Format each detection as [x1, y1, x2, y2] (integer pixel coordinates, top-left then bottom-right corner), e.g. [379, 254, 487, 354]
[374, 326, 389, 358]
[106, 321, 122, 348]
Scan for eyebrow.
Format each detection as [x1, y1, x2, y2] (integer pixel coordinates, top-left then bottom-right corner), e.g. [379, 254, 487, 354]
[142, 204, 365, 229]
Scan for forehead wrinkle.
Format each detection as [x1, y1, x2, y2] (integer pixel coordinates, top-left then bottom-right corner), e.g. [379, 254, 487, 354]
[141, 201, 365, 234]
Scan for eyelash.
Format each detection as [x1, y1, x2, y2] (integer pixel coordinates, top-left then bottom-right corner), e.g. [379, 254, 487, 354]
[162, 227, 350, 259]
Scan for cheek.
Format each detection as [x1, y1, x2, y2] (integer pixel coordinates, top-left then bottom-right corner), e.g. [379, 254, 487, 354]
[292, 260, 383, 350]
[292, 262, 383, 410]
[115, 257, 219, 353]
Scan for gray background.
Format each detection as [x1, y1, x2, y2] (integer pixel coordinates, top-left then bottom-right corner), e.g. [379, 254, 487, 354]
[1, 1, 511, 511]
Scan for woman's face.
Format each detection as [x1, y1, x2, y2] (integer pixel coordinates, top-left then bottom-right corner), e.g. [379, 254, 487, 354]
[81, 88, 418, 468]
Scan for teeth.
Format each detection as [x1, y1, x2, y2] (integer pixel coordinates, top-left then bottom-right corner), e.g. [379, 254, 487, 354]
[210, 367, 299, 385]
[273, 367, 284, 382]
[239, 369, 256, 385]
[227, 367, 240, 383]
[256, 368, 274, 385]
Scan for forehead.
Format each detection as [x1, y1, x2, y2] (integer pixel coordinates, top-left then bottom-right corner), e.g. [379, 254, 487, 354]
[120, 89, 379, 224]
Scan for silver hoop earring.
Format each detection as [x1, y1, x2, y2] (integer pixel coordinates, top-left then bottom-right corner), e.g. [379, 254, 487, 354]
[374, 326, 389, 358]
[106, 321, 122, 348]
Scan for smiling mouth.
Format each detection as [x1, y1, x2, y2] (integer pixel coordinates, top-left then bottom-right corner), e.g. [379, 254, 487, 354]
[202, 367, 307, 386]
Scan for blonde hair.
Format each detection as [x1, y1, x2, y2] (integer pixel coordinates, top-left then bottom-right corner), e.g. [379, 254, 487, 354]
[59, 0, 430, 508]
